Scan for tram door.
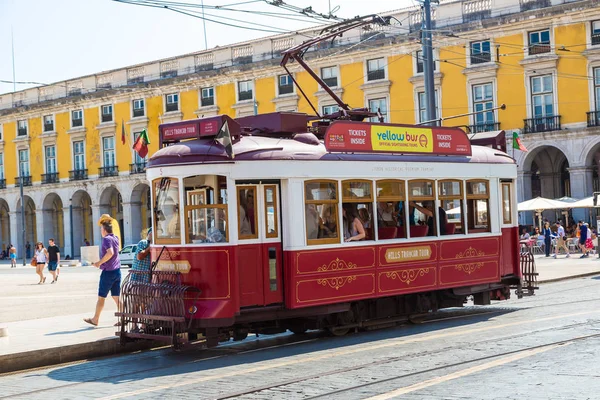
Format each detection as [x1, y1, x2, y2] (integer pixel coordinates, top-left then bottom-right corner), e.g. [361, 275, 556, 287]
[236, 183, 283, 307]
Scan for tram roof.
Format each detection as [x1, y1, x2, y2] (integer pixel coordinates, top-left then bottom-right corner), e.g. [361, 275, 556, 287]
[147, 134, 515, 168]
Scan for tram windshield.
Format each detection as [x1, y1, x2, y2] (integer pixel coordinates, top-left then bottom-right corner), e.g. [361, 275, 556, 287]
[153, 177, 181, 244]
[183, 175, 228, 244]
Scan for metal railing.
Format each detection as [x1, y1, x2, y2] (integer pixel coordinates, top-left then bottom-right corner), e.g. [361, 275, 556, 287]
[528, 43, 551, 55]
[0, 179, 5, 189]
[17, 128, 27, 136]
[201, 97, 215, 107]
[588, 111, 600, 127]
[133, 108, 145, 117]
[43, 123, 54, 132]
[69, 169, 88, 181]
[129, 162, 147, 174]
[278, 84, 294, 95]
[468, 122, 500, 133]
[593, 33, 600, 46]
[99, 166, 119, 177]
[367, 69, 385, 81]
[15, 176, 32, 187]
[323, 77, 338, 87]
[523, 115, 561, 133]
[470, 52, 491, 64]
[238, 91, 253, 101]
[41, 172, 59, 184]
[72, 119, 83, 127]
[165, 103, 179, 112]
[101, 114, 113, 123]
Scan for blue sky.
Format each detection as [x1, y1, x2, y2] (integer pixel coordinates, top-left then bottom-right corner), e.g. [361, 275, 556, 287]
[0, 0, 414, 94]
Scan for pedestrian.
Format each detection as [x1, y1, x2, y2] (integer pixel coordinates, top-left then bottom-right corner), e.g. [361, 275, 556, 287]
[34, 242, 48, 284]
[579, 221, 589, 258]
[9, 244, 16, 268]
[25, 241, 31, 259]
[47, 238, 61, 283]
[84, 215, 122, 327]
[131, 228, 152, 283]
[553, 221, 570, 258]
[543, 221, 552, 257]
[84, 238, 90, 247]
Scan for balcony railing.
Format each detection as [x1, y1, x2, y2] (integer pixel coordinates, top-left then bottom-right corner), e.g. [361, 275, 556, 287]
[44, 123, 54, 132]
[0, 179, 5, 189]
[17, 128, 27, 136]
[101, 113, 113, 123]
[238, 91, 253, 101]
[528, 43, 551, 55]
[99, 166, 119, 178]
[69, 169, 88, 181]
[166, 102, 179, 112]
[278, 84, 294, 95]
[72, 119, 83, 127]
[201, 97, 215, 107]
[593, 33, 600, 46]
[470, 52, 491, 64]
[523, 115, 561, 134]
[41, 172, 59, 184]
[129, 162, 147, 174]
[468, 122, 501, 133]
[367, 69, 385, 81]
[323, 77, 338, 87]
[587, 111, 600, 127]
[132, 108, 145, 117]
[15, 176, 32, 187]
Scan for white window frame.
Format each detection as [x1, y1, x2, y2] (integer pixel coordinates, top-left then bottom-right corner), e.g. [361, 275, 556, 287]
[367, 97, 388, 123]
[132, 98, 145, 117]
[524, 68, 558, 120]
[71, 109, 84, 128]
[468, 40, 493, 66]
[165, 93, 179, 112]
[200, 87, 215, 107]
[471, 82, 495, 127]
[133, 131, 147, 164]
[43, 114, 55, 132]
[322, 104, 339, 116]
[416, 90, 440, 124]
[414, 50, 438, 74]
[277, 74, 294, 96]
[73, 140, 86, 171]
[0, 152, 4, 180]
[101, 104, 113, 123]
[237, 80, 254, 102]
[0, 123, 2, 141]
[102, 136, 116, 167]
[525, 28, 552, 56]
[18, 148, 30, 177]
[45, 145, 57, 174]
[593, 67, 600, 112]
[366, 57, 386, 81]
[321, 66, 339, 88]
[17, 119, 28, 136]
[530, 74, 555, 118]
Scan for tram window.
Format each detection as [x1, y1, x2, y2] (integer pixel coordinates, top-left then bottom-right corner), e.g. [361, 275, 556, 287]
[264, 185, 278, 238]
[305, 180, 339, 245]
[502, 183, 512, 224]
[376, 180, 407, 239]
[183, 175, 228, 244]
[153, 177, 181, 244]
[466, 180, 490, 233]
[237, 186, 258, 240]
[408, 180, 439, 237]
[439, 180, 464, 235]
[342, 180, 373, 241]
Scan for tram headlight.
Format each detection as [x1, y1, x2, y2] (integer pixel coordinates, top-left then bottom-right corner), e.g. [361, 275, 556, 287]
[188, 305, 198, 314]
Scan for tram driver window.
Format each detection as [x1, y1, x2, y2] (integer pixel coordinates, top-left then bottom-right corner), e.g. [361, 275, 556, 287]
[153, 177, 181, 244]
[183, 175, 228, 244]
[342, 180, 371, 242]
[305, 180, 338, 245]
[439, 180, 464, 235]
[376, 180, 406, 239]
[408, 180, 442, 237]
[466, 180, 490, 233]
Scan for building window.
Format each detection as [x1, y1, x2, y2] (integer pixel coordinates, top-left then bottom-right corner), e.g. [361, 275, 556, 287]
[472, 83, 495, 129]
[45, 145, 57, 174]
[132, 99, 145, 117]
[238, 80, 253, 101]
[322, 105, 339, 116]
[417, 91, 439, 124]
[200, 87, 214, 107]
[0, 124, 2, 140]
[321, 66, 338, 87]
[470, 40, 491, 64]
[101, 105, 113, 123]
[17, 120, 27, 136]
[18, 149, 30, 176]
[43, 115, 54, 132]
[165, 93, 179, 112]
[531, 75, 554, 118]
[305, 180, 339, 245]
[415, 50, 437, 74]
[71, 110, 83, 127]
[528, 29, 551, 55]
[466, 180, 490, 232]
[594, 68, 600, 111]
[0, 153, 4, 180]
[368, 98, 388, 122]
[103, 137, 116, 167]
[592, 21, 600, 46]
[367, 58, 385, 81]
[73, 141, 85, 170]
[133, 132, 147, 164]
[278, 75, 293, 95]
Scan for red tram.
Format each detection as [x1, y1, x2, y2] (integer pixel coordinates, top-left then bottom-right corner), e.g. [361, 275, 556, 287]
[117, 16, 533, 347]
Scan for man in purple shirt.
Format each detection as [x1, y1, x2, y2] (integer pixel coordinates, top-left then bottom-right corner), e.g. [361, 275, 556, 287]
[84, 219, 122, 326]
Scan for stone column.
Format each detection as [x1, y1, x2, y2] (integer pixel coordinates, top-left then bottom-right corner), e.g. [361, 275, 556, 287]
[62, 206, 73, 258]
[517, 171, 533, 225]
[35, 209, 46, 245]
[91, 205, 102, 247]
[121, 202, 139, 246]
[569, 166, 594, 222]
[9, 211, 19, 253]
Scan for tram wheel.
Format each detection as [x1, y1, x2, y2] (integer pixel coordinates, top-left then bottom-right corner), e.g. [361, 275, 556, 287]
[232, 329, 249, 341]
[328, 327, 350, 336]
[289, 327, 308, 335]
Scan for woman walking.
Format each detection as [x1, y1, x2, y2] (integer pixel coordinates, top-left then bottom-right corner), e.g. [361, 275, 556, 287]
[34, 242, 49, 284]
[543, 221, 552, 257]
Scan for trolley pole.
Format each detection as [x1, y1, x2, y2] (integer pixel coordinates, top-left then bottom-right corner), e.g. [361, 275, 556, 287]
[420, 0, 438, 126]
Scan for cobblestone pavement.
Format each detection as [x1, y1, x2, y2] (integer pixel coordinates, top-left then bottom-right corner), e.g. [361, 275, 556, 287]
[1, 275, 600, 399]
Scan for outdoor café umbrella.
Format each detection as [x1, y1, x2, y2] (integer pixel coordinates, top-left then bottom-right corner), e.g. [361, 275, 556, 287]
[517, 197, 570, 229]
[569, 196, 593, 208]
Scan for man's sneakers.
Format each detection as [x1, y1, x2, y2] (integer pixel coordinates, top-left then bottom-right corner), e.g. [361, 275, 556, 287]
[566, 254, 571, 258]
[553, 254, 557, 259]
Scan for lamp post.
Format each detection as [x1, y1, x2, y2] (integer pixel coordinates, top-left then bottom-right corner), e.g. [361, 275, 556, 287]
[19, 165, 25, 266]
[69, 198, 74, 259]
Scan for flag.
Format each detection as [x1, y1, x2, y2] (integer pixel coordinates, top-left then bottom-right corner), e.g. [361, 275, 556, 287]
[121, 119, 126, 145]
[216, 120, 235, 159]
[512, 131, 528, 152]
[133, 129, 150, 159]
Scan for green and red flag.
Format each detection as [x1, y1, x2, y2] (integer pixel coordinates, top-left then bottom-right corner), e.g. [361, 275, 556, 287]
[133, 129, 150, 159]
[512, 131, 528, 152]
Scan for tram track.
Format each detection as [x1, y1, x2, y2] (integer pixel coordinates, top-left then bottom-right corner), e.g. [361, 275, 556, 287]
[2, 305, 599, 399]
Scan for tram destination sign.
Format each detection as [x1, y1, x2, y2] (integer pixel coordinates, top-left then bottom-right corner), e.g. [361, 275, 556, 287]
[324, 121, 472, 156]
[159, 115, 241, 145]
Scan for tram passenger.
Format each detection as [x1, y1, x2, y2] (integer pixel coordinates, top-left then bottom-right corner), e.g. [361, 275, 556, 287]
[377, 201, 396, 227]
[342, 204, 366, 242]
[409, 201, 447, 236]
[318, 205, 337, 238]
[238, 191, 254, 236]
[305, 191, 320, 240]
[358, 207, 371, 229]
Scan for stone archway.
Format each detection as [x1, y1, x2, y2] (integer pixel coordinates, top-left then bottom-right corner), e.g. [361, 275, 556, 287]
[42, 193, 65, 251]
[99, 186, 123, 247]
[15, 195, 36, 256]
[130, 183, 151, 244]
[0, 199, 10, 253]
[72, 190, 93, 257]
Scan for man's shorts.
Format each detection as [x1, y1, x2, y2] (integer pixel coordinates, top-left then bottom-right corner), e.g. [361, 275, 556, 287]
[98, 269, 121, 298]
[47, 261, 58, 271]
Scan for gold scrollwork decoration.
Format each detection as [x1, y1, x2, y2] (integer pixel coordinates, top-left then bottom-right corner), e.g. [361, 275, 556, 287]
[455, 247, 485, 259]
[385, 268, 432, 285]
[317, 258, 357, 272]
[161, 250, 182, 260]
[455, 262, 484, 275]
[317, 276, 357, 290]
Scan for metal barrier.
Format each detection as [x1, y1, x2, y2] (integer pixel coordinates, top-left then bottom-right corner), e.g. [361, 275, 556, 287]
[516, 248, 538, 298]
[117, 270, 201, 348]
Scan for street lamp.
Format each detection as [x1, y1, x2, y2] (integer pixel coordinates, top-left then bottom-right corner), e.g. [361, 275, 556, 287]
[19, 164, 25, 266]
[69, 198, 74, 259]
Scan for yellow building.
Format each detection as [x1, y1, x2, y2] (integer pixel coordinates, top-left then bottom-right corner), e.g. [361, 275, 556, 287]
[0, 0, 598, 254]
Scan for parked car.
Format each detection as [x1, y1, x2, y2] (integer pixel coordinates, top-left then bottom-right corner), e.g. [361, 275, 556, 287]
[118, 244, 138, 266]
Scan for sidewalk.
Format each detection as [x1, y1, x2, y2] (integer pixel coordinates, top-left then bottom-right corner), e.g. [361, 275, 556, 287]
[1, 255, 599, 374]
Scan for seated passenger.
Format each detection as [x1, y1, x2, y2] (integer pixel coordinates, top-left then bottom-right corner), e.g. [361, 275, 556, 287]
[305, 203, 320, 240]
[319, 205, 337, 238]
[358, 207, 371, 229]
[377, 202, 396, 227]
[343, 204, 365, 242]
[409, 201, 447, 236]
[520, 228, 530, 240]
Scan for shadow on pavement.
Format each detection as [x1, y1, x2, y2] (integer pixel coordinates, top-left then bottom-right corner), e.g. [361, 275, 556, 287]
[44, 306, 517, 386]
[45, 327, 96, 336]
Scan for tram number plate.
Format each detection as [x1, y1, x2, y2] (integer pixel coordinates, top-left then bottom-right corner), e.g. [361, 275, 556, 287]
[385, 246, 432, 263]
